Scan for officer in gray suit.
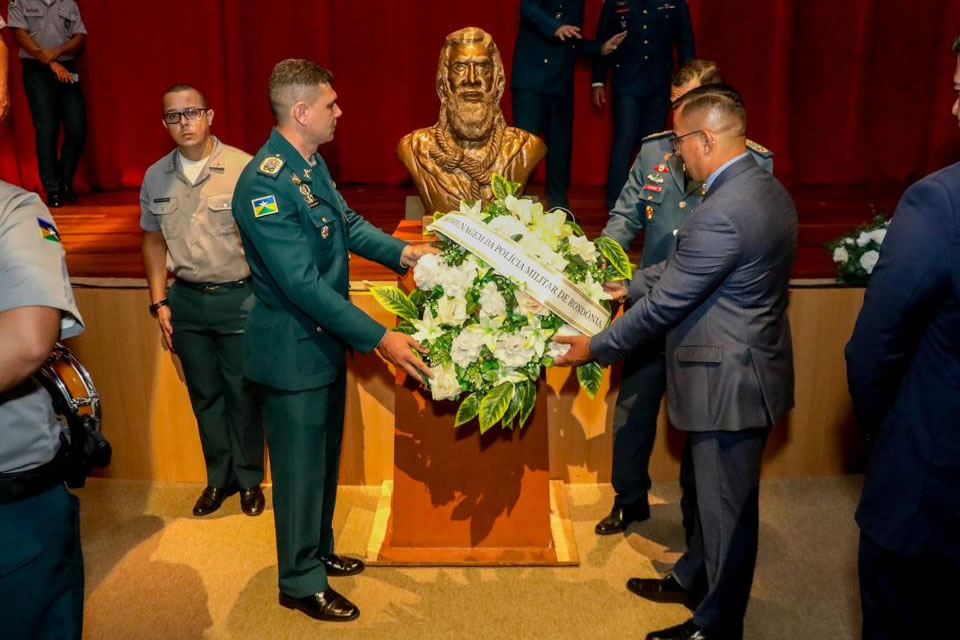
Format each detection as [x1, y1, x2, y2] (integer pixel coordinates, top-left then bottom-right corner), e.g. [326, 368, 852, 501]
[555, 84, 797, 640]
[596, 60, 774, 536]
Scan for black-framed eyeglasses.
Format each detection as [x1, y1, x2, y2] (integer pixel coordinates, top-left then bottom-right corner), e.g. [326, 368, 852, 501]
[162, 107, 208, 125]
[670, 130, 704, 153]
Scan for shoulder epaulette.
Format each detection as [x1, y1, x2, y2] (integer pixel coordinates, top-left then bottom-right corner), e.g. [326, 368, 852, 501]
[642, 129, 674, 142]
[257, 154, 285, 179]
[746, 139, 773, 158]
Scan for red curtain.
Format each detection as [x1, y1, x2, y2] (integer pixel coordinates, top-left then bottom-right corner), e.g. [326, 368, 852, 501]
[1, 0, 958, 193]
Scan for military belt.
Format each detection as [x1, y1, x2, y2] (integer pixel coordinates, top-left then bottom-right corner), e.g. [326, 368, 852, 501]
[0, 446, 68, 504]
[175, 277, 252, 294]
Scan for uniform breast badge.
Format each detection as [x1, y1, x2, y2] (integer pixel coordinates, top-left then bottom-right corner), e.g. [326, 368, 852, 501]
[645, 205, 654, 221]
[258, 155, 284, 177]
[320, 225, 330, 239]
[299, 184, 320, 208]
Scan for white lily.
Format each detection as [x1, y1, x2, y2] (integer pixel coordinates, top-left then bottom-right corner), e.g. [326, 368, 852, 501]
[437, 295, 468, 326]
[568, 234, 599, 263]
[410, 306, 446, 343]
[459, 199, 485, 221]
[505, 195, 542, 225]
[582, 273, 612, 303]
[471, 313, 505, 352]
[521, 315, 552, 358]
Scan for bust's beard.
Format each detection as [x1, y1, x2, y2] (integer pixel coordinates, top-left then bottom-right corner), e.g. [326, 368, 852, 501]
[445, 98, 497, 143]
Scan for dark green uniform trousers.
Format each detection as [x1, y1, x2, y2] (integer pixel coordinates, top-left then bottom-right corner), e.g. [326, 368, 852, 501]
[0, 484, 83, 640]
[261, 374, 346, 596]
[611, 344, 666, 509]
[168, 281, 264, 489]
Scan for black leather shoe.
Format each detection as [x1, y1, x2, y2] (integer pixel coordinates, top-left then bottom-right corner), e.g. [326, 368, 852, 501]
[646, 619, 708, 640]
[47, 192, 64, 208]
[627, 573, 690, 605]
[595, 502, 650, 535]
[279, 588, 359, 621]
[239, 486, 265, 516]
[63, 187, 77, 203]
[320, 553, 365, 576]
[192, 486, 232, 516]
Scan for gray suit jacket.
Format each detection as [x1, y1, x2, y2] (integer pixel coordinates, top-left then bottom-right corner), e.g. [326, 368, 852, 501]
[590, 155, 797, 432]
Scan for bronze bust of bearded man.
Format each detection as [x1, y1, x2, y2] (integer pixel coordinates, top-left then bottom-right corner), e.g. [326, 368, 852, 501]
[397, 27, 546, 215]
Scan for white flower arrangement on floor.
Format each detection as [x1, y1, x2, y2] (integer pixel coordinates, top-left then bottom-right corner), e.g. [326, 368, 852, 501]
[825, 214, 889, 285]
[372, 175, 633, 433]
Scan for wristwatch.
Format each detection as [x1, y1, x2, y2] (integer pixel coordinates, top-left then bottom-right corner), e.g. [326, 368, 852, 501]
[148, 298, 169, 317]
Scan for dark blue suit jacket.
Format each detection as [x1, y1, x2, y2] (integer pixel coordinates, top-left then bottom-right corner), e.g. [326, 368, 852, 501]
[511, 0, 601, 97]
[591, 0, 694, 97]
[846, 161, 960, 562]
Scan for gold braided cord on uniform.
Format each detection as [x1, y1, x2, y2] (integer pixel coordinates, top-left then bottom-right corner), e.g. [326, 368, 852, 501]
[428, 110, 505, 201]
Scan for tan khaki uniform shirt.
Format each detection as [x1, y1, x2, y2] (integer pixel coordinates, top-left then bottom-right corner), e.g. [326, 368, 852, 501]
[140, 138, 252, 283]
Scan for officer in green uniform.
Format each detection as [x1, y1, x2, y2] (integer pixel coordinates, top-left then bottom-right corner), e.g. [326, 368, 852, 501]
[141, 84, 265, 518]
[0, 180, 85, 640]
[231, 59, 437, 623]
[597, 63, 774, 537]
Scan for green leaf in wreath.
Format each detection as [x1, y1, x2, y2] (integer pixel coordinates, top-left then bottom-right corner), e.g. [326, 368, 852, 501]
[517, 380, 536, 429]
[370, 286, 419, 320]
[409, 288, 426, 309]
[479, 382, 514, 434]
[454, 392, 481, 428]
[565, 221, 586, 237]
[595, 236, 633, 281]
[576, 362, 604, 399]
[502, 383, 525, 429]
[491, 174, 511, 200]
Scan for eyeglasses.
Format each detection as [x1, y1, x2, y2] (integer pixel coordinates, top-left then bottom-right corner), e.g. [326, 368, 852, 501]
[162, 107, 208, 125]
[670, 130, 704, 153]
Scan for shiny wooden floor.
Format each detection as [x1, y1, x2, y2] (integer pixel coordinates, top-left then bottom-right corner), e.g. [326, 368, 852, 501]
[54, 184, 905, 280]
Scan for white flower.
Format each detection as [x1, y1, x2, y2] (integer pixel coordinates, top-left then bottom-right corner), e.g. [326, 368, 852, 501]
[547, 324, 580, 359]
[514, 288, 548, 316]
[520, 315, 551, 358]
[504, 195, 542, 224]
[413, 253, 446, 291]
[582, 273, 612, 304]
[856, 231, 871, 247]
[845, 237, 855, 245]
[494, 332, 536, 368]
[459, 199, 485, 221]
[832, 247, 850, 264]
[493, 369, 528, 387]
[488, 214, 529, 240]
[411, 306, 445, 343]
[478, 282, 507, 318]
[429, 362, 462, 401]
[568, 234, 599, 263]
[859, 250, 880, 274]
[532, 209, 572, 249]
[437, 295, 468, 325]
[436, 259, 477, 298]
[450, 326, 486, 367]
[868, 228, 887, 245]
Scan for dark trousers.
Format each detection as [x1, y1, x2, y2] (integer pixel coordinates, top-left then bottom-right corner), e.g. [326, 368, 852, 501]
[261, 375, 347, 596]
[21, 60, 87, 196]
[605, 92, 670, 210]
[0, 484, 83, 640]
[859, 531, 957, 638]
[611, 347, 666, 508]
[512, 89, 574, 210]
[168, 281, 264, 490]
[671, 428, 769, 638]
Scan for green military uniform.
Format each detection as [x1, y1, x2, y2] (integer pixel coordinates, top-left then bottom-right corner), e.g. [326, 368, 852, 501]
[231, 129, 409, 597]
[0, 181, 85, 640]
[600, 131, 773, 512]
[140, 138, 264, 493]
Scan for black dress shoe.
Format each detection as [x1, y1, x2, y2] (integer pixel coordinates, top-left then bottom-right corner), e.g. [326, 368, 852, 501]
[47, 192, 64, 208]
[627, 573, 690, 605]
[279, 587, 359, 621]
[192, 486, 232, 516]
[63, 187, 77, 203]
[239, 486, 265, 516]
[320, 553, 365, 576]
[595, 502, 650, 535]
[646, 619, 708, 640]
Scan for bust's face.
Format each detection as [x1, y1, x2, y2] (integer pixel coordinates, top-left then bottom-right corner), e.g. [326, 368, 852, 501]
[446, 42, 495, 103]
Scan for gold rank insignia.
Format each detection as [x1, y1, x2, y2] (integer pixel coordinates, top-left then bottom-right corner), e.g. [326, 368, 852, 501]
[320, 225, 330, 239]
[303, 168, 312, 180]
[746, 139, 772, 156]
[299, 183, 320, 208]
[291, 174, 302, 185]
[645, 205, 654, 220]
[258, 155, 284, 176]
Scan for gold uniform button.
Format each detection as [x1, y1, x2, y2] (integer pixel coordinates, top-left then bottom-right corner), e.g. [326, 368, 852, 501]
[316, 326, 323, 333]
[679, 201, 687, 209]
[544, 58, 549, 63]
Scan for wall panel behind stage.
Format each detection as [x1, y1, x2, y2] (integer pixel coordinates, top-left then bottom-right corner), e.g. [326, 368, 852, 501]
[0, 0, 958, 194]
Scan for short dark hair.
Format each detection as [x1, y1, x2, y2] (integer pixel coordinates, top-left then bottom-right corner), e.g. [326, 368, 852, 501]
[672, 59, 723, 88]
[953, 34, 960, 55]
[676, 83, 747, 137]
[163, 83, 207, 108]
[268, 59, 334, 121]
